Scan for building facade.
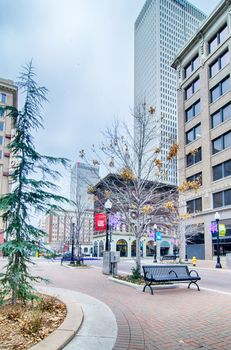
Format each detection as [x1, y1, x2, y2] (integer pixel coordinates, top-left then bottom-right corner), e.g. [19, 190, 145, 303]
[172, 0, 231, 259]
[0, 79, 18, 245]
[70, 161, 99, 209]
[134, 0, 206, 185]
[93, 223, 178, 259]
[92, 174, 178, 258]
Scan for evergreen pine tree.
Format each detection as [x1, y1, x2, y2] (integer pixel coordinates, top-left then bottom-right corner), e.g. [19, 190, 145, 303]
[0, 62, 69, 304]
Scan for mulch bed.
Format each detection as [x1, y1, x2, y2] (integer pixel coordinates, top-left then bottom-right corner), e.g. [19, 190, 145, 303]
[0, 295, 66, 350]
[113, 275, 172, 285]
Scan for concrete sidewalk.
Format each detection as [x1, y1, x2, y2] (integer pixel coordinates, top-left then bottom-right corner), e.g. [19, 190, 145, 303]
[33, 262, 231, 350]
[38, 286, 117, 350]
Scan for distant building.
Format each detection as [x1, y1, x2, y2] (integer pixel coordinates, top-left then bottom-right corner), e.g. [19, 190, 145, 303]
[134, 0, 206, 185]
[172, 0, 231, 259]
[39, 210, 94, 256]
[0, 78, 18, 245]
[70, 161, 99, 209]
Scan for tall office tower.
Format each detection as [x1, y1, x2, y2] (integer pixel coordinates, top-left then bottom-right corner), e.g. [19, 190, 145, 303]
[0, 79, 18, 245]
[134, 0, 206, 185]
[172, 0, 231, 260]
[70, 162, 99, 209]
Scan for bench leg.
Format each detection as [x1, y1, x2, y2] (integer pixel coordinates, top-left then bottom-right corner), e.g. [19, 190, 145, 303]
[143, 282, 153, 295]
[188, 281, 200, 291]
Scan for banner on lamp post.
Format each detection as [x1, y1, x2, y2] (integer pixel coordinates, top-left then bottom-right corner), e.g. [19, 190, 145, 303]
[210, 222, 226, 237]
[219, 224, 226, 237]
[95, 213, 107, 231]
[155, 231, 162, 241]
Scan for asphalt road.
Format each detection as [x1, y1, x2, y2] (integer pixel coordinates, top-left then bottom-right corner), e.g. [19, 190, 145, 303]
[0, 257, 231, 294]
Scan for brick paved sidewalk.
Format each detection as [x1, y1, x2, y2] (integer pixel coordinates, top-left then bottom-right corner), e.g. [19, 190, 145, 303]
[35, 263, 231, 350]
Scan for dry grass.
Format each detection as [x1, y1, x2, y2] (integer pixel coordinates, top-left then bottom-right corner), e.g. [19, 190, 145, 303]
[0, 295, 66, 350]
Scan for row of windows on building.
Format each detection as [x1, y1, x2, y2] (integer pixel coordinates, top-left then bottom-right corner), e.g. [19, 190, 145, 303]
[184, 24, 229, 80]
[186, 157, 231, 185]
[185, 72, 231, 104]
[186, 126, 231, 163]
[187, 188, 231, 213]
[160, 0, 204, 22]
[186, 98, 231, 129]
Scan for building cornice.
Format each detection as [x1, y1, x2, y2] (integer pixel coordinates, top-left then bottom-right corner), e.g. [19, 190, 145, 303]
[172, 0, 231, 69]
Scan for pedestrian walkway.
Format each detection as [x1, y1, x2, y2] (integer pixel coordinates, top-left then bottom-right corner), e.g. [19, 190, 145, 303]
[34, 262, 231, 350]
[38, 286, 117, 350]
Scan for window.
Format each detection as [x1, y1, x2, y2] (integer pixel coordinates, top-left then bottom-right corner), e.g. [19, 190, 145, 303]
[213, 131, 231, 154]
[185, 100, 200, 122]
[224, 160, 231, 177]
[184, 55, 200, 79]
[213, 188, 231, 208]
[213, 159, 231, 181]
[210, 76, 230, 103]
[211, 102, 231, 128]
[187, 197, 202, 213]
[187, 172, 202, 185]
[212, 137, 223, 154]
[208, 24, 229, 54]
[186, 147, 202, 167]
[0, 150, 2, 159]
[0, 108, 4, 117]
[185, 77, 200, 100]
[186, 124, 201, 144]
[0, 121, 3, 131]
[0, 94, 6, 104]
[210, 50, 229, 78]
[0, 136, 3, 145]
[224, 132, 231, 149]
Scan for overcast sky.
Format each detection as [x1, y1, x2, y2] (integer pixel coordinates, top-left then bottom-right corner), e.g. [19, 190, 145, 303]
[1, 0, 220, 197]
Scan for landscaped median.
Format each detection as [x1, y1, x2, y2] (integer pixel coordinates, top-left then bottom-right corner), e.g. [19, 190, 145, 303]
[30, 290, 83, 350]
[108, 275, 178, 292]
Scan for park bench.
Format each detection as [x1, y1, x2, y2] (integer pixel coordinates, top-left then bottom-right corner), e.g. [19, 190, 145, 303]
[161, 255, 177, 262]
[142, 265, 201, 295]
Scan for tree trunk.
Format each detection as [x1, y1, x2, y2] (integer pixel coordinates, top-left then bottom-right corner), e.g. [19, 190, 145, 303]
[135, 237, 141, 271]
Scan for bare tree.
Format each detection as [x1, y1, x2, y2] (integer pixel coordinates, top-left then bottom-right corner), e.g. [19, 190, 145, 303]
[81, 103, 179, 271]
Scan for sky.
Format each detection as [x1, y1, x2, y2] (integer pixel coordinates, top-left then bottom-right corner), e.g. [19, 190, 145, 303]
[1, 0, 221, 196]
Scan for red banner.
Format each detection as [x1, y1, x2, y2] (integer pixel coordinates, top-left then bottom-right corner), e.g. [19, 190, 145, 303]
[95, 213, 107, 231]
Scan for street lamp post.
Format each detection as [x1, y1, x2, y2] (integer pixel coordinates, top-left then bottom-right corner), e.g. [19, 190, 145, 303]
[153, 224, 157, 263]
[104, 199, 112, 251]
[215, 212, 222, 269]
[70, 222, 75, 265]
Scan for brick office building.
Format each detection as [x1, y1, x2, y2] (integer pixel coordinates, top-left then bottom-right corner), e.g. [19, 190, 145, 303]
[172, 0, 231, 259]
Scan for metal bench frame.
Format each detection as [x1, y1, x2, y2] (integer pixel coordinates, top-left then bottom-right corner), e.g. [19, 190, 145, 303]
[142, 265, 201, 295]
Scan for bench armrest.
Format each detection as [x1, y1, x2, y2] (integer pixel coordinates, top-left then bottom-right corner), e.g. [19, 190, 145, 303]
[169, 270, 178, 277]
[143, 270, 147, 280]
[189, 269, 199, 278]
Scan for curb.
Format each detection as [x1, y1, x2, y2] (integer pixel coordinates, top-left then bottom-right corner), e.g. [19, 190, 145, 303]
[61, 264, 92, 269]
[108, 276, 178, 291]
[30, 290, 83, 350]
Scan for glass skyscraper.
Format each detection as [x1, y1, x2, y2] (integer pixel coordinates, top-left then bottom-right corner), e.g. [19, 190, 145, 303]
[134, 0, 206, 184]
[70, 162, 99, 209]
